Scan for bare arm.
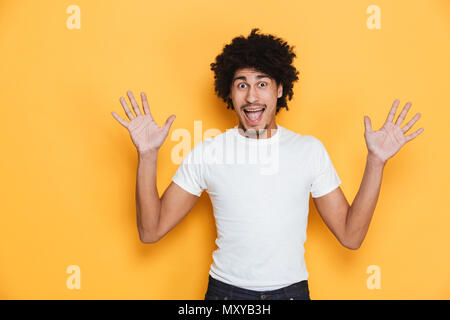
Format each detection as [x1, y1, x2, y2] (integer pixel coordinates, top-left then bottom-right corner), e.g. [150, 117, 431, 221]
[112, 90, 199, 243]
[345, 100, 423, 248]
[313, 99, 424, 250]
[343, 153, 384, 249]
[136, 151, 199, 243]
[313, 154, 384, 250]
[135, 151, 160, 242]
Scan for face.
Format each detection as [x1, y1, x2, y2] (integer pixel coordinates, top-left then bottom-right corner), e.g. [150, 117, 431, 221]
[229, 67, 283, 139]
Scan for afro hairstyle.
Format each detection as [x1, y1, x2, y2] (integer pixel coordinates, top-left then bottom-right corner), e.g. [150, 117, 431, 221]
[210, 28, 300, 115]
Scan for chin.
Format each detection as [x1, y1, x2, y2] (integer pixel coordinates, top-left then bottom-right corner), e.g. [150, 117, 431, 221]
[242, 122, 268, 133]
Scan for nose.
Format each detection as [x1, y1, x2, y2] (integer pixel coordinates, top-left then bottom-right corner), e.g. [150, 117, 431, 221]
[245, 85, 258, 103]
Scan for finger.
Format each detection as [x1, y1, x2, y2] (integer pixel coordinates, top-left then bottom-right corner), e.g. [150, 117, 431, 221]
[141, 92, 153, 119]
[119, 96, 135, 120]
[127, 90, 142, 117]
[405, 127, 424, 143]
[364, 115, 372, 132]
[395, 101, 412, 126]
[162, 115, 176, 135]
[385, 99, 400, 125]
[401, 113, 421, 134]
[111, 111, 129, 128]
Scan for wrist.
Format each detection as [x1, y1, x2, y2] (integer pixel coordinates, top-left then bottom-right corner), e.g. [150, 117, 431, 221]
[138, 149, 159, 161]
[367, 152, 386, 168]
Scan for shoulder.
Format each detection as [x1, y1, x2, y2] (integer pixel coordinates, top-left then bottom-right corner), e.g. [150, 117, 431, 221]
[279, 125, 322, 148]
[200, 129, 229, 150]
[185, 129, 228, 163]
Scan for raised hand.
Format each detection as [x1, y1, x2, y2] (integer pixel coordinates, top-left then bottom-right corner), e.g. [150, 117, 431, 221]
[364, 99, 424, 165]
[111, 90, 176, 155]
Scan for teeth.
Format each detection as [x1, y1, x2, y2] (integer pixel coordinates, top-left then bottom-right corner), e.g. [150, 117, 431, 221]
[244, 108, 264, 112]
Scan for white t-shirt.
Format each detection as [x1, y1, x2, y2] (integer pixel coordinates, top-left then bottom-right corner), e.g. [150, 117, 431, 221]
[171, 124, 341, 291]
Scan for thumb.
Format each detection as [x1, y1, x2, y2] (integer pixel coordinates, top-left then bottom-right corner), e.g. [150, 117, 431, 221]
[163, 114, 176, 133]
[364, 115, 372, 132]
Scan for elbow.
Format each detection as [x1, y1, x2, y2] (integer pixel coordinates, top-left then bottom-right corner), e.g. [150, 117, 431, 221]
[340, 235, 361, 250]
[344, 243, 360, 250]
[341, 228, 362, 250]
[139, 228, 160, 244]
[342, 238, 361, 250]
[140, 234, 159, 244]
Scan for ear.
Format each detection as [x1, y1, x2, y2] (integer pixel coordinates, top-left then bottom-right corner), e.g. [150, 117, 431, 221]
[277, 83, 283, 98]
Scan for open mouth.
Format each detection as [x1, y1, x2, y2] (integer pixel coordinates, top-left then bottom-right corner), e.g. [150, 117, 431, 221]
[243, 107, 266, 124]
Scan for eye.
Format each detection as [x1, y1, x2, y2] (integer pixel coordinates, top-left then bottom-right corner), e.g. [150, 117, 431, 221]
[258, 82, 267, 87]
[238, 83, 246, 89]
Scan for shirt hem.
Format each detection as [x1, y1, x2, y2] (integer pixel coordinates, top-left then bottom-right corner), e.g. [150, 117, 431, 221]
[209, 269, 309, 292]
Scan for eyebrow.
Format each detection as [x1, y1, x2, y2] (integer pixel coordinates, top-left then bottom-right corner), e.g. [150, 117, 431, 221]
[232, 74, 272, 84]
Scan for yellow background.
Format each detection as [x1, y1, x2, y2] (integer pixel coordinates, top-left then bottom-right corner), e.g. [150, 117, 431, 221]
[0, 0, 448, 299]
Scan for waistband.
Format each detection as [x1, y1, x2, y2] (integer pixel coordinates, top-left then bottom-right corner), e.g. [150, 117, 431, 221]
[207, 275, 308, 295]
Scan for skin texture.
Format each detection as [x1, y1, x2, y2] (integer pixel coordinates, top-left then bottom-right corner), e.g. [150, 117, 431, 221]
[313, 99, 424, 249]
[229, 67, 283, 139]
[111, 76, 424, 250]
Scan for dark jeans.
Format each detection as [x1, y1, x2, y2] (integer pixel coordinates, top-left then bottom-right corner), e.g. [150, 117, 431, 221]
[204, 275, 311, 300]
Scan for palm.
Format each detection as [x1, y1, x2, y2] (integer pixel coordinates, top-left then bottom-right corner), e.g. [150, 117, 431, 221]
[128, 115, 169, 154]
[111, 91, 176, 154]
[364, 99, 424, 164]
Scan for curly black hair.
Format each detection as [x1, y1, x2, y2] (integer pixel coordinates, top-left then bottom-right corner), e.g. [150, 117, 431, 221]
[210, 28, 300, 115]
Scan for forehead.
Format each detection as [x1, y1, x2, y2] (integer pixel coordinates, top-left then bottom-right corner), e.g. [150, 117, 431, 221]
[234, 67, 270, 77]
[232, 68, 272, 82]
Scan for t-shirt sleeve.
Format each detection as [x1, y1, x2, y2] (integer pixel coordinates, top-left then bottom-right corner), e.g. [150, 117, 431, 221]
[171, 142, 207, 197]
[310, 138, 342, 198]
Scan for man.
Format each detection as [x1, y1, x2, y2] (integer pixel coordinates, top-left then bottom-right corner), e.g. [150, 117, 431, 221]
[111, 28, 424, 300]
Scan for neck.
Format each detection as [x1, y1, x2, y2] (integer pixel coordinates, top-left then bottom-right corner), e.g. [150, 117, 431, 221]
[237, 121, 278, 139]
